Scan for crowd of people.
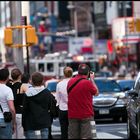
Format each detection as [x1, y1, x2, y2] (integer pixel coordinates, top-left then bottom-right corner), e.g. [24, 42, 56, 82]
[0, 63, 99, 139]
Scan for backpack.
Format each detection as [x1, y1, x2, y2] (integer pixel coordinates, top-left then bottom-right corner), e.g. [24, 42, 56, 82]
[10, 82, 24, 113]
[50, 94, 59, 119]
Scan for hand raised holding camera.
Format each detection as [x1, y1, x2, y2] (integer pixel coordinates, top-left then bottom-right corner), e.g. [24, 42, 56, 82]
[89, 71, 94, 80]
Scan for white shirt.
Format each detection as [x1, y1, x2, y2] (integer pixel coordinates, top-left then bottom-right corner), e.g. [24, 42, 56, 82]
[0, 84, 14, 118]
[55, 78, 70, 111]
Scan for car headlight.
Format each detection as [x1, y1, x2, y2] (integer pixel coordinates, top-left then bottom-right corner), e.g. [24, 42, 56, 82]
[116, 98, 127, 105]
[114, 92, 125, 98]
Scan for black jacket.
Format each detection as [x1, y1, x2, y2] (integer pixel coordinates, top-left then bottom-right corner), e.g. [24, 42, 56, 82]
[22, 88, 55, 131]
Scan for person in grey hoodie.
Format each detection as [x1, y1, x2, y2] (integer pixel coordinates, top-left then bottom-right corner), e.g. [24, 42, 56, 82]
[22, 72, 56, 139]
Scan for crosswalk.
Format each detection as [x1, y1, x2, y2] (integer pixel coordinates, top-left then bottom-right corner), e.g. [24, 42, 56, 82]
[35, 119, 127, 139]
[51, 119, 127, 139]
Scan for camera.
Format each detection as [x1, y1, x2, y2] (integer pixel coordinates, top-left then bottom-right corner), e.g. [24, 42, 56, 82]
[88, 71, 94, 78]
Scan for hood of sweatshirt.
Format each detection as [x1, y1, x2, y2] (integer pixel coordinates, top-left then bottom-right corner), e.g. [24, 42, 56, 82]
[26, 86, 45, 97]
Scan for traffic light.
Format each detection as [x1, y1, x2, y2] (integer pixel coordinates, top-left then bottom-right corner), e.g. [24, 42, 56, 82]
[128, 19, 135, 32]
[136, 19, 140, 32]
[4, 28, 13, 46]
[26, 27, 38, 44]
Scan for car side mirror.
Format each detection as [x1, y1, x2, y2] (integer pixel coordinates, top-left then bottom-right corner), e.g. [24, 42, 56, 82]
[123, 87, 131, 91]
[127, 90, 138, 98]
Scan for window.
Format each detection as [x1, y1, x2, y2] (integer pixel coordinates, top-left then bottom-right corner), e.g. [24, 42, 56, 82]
[47, 63, 54, 72]
[39, 63, 44, 72]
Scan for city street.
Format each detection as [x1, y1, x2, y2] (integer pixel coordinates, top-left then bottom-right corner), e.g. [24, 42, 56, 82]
[35, 118, 128, 139]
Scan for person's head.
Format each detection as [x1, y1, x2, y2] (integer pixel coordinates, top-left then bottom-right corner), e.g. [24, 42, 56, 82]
[0, 68, 9, 82]
[21, 73, 30, 83]
[63, 66, 73, 78]
[78, 63, 90, 77]
[11, 68, 22, 81]
[31, 72, 44, 86]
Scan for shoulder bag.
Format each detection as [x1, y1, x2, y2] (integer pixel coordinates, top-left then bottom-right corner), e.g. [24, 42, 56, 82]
[0, 104, 12, 122]
[67, 78, 85, 94]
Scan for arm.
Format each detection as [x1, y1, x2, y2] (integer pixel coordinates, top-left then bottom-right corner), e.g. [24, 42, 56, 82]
[55, 84, 60, 106]
[90, 72, 99, 96]
[7, 100, 16, 134]
[20, 84, 28, 93]
[90, 80, 99, 96]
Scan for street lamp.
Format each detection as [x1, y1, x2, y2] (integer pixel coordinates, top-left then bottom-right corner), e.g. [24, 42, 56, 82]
[67, 4, 95, 42]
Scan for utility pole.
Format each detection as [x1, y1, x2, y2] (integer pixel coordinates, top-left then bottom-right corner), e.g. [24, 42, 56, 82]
[21, 16, 30, 74]
[123, 1, 128, 72]
[10, 1, 24, 72]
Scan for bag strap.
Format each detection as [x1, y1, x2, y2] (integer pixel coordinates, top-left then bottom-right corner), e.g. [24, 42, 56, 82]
[67, 78, 85, 94]
[0, 105, 3, 112]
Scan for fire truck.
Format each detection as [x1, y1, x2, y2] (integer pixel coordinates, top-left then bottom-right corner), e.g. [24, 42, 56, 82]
[29, 52, 99, 81]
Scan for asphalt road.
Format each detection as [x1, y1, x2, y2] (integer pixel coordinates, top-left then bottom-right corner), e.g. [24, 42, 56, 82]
[51, 118, 127, 139]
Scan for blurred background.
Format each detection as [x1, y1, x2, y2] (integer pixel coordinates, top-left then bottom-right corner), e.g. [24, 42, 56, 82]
[0, 1, 139, 79]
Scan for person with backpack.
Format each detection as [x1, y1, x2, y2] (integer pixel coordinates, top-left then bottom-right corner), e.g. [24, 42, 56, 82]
[8, 68, 25, 139]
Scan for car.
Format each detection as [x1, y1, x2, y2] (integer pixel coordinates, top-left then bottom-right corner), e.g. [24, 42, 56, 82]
[93, 77, 127, 122]
[116, 79, 135, 91]
[95, 71, 113, 78]
[126, 72, 140, 139]
[45, 79, 60, 97]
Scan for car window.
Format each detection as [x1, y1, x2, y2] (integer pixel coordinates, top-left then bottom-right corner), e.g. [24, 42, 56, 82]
[118, 80, 135, 90]
[47, 82, 58, 92]
[95, 79, 122, 93]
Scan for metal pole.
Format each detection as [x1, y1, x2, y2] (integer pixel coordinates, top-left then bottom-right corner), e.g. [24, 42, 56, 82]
[123, 1, 128, 72]
[22, 16, 30, 74]
[11, 1, 24, 72]
[74, 9, 78, 37]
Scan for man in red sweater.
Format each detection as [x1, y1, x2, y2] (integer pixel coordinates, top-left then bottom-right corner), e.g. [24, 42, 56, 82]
[67, 63, 99, 139]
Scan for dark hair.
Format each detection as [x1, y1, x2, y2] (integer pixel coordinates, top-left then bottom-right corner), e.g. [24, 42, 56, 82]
[0, 68, 9, 81]
[21, 73, 30, 83]
[78, 64, 90, 75]
[63, 66, 73, 78]
[31, 72, 44, 86]
[11, 68, 22, 80]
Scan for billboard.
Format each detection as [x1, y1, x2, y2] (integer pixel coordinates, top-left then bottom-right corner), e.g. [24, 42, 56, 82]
[68, 37, 93, 55]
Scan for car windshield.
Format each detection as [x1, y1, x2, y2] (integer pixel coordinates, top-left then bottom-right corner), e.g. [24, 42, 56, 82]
[47, 82, 57, 92]
[118, 80, 135, 90]
[95, 79, 122, 93]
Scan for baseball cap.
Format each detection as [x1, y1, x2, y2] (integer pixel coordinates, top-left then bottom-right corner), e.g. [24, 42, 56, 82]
[78, 64, 90, 75]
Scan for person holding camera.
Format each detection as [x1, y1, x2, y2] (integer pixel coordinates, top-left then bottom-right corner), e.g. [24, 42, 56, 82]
[0, 68, 16, 139]
[67, 63, 99, 139]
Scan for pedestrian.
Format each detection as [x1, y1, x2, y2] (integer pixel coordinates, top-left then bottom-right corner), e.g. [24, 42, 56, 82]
[9, 68, 25, 139]
[22, 72, 56, 139]
[55, 66, 73, 139]
[20, 73, 31, 93]
[67, 63, 99, 139]
[0, 68, 16, 139]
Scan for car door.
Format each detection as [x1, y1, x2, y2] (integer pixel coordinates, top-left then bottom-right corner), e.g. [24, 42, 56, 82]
[127, 72, 140, 136]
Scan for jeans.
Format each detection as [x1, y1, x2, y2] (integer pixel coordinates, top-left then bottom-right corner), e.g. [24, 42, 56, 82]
[12, 114, 25, 139]
[0, 118, 12, 139]
[24, 128, 49, 139]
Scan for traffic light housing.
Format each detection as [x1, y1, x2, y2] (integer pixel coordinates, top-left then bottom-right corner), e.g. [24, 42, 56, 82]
[136, 19, 140, 32]
[128, 19, 135, 32]
[4, 28, 13, 46]
[26, 27, 38, 44]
